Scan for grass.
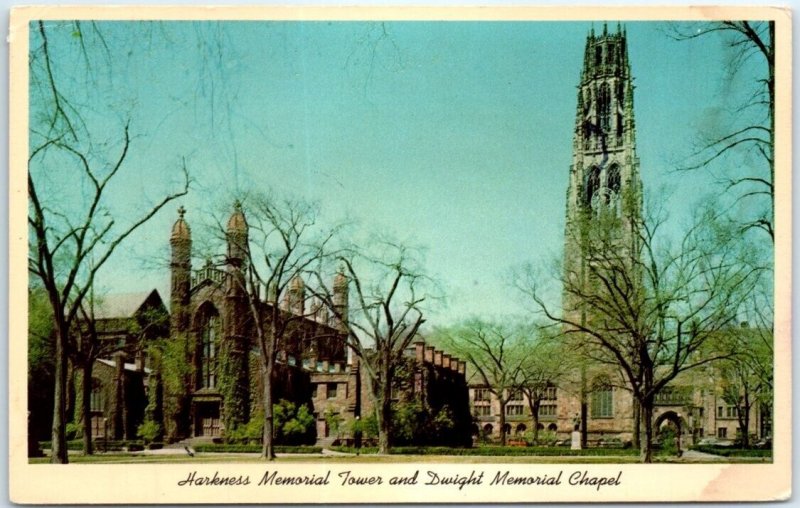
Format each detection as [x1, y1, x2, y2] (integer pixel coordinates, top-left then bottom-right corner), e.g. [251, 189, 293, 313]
[193, 444, 322, 454]
[329, 445, 640, 456]
[29, 452, 642, 464]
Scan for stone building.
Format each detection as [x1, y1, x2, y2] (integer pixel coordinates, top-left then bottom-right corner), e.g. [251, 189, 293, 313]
[467, 25, 767, 449]
[164, 202, 472, 446]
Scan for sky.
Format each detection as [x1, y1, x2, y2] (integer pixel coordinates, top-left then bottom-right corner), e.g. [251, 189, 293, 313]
[28, 19, 768, 326]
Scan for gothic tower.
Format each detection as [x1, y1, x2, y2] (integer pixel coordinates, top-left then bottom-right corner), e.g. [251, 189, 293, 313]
[170, 206, 192, 337]
[221, 200, 251, 431]
[563, 24, 643, 444]
[564, 23, 642, 308]
[168, 206, 192, 439]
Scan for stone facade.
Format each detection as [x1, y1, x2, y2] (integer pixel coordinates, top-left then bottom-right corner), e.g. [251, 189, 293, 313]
[164, 203, 471, 446]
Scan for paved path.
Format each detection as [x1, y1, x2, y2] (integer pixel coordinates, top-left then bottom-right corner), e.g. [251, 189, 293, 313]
[678, 450, 726, 461]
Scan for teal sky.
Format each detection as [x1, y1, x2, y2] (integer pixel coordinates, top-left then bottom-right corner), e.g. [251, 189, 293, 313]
[30, 20, 766, 326]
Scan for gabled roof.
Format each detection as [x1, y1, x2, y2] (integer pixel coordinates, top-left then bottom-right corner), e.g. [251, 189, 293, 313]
[92, 289, 164, 320]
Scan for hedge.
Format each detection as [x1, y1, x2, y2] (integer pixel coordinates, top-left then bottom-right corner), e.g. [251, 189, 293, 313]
[690, 445, 772, 458]
[328, 445, 640, 456]
[192, 444, 322, 454]
[39, 440, 151, 452]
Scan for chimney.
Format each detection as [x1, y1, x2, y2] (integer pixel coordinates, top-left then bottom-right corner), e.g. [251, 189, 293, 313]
[322, 360, 330, 372]
[442, 354, 451, 370]
[434, 350, 442, 366]
[414, 341, 425, 363]
[458, 361, 466, 375]
[425, 346, 435, 363]
[450, 357, 460, 372]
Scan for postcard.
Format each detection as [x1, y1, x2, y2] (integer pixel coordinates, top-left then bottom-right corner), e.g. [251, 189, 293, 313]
[9, 5, 791, 503]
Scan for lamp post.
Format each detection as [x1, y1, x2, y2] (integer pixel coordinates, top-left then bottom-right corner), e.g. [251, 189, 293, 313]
[103, 418, 108, 453]
[354, 416, 362, 455]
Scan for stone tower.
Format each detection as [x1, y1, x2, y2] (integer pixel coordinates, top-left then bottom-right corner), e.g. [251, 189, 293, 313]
[563, 24, 643, 445]
[564, 23, 642, 304]
[168, 206, 192, 439]
[170, 206, 192, 336]
[221, 200, 251, 431]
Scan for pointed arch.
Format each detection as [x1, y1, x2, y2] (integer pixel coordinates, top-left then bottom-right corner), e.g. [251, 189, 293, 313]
[585, 166, 602, 210]
[194, 302, 220, 389]
[598, 83, 611, 132]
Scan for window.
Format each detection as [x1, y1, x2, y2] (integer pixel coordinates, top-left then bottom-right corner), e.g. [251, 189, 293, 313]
[509, 390, 523, 402]
[598, 84, 611, 133]
[540, 404, 557, 418]
[718, 427, 727, 439]
[506, 404, 524, 416]
[200, 312, 219, 389]
[474, 388, 490, 402]
[591, 384, 613, 418]
[718, 406, 724, 418]
[89, 378, 103, 412]
[726, 406, 738, 418]
[475, 405, 491, 417]
[586, 166, 601, 209]
[544, 385, 558, 401]
[326, 383, 338, 399]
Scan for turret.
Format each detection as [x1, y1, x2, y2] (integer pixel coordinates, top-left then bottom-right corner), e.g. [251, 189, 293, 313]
[170, 206, 191, 336]
[226, 200, 248, 267]
[332, 269, 349, 331]
[288, 275, 305, 315]
[221, 200, 250, 430]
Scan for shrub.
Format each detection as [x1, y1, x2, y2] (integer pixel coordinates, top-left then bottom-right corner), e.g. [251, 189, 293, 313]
[136, 420, 161, 444]
[66, 422, 81, 440]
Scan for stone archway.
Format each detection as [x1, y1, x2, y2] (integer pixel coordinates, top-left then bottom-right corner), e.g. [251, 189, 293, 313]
[655, 410, 687, 450]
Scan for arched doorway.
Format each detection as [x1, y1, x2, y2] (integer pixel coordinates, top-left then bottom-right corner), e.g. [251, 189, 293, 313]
[655, 411, 686, 451]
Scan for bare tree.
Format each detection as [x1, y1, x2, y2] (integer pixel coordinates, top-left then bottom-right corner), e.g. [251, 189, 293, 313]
[311, 239, 431, 454]
[713, 307, 773, 447]
[433, 318, 527, 447]
[214, 193, 341, 460]
[28, 21, 190, 463]
[669, 21, 775, 241]
[518, 204, 763, 462]
[516, 326, 573, 444]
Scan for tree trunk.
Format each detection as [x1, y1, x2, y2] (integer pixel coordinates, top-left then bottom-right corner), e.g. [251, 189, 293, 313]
[498, 400, 507, 446]
[632, 398, 641, 450]
[81, 361, 94, 455]
[51, 324, 69, 464]
[530, 398, 540, 444]
[377, 362, 392, 454]
[739, 400, 750, 448]
[641, 397, 654, 463]
[261, 359, 276, 460]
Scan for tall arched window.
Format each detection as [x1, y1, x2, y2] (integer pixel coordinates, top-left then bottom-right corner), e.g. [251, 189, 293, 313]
[585, 166, 601, 210]
[606, 165, 622, 215]
[598, 84, 611, 133]
[90, 378, 103, 411]
[591, 380, 614, 418]
[198, 307, 219, 389]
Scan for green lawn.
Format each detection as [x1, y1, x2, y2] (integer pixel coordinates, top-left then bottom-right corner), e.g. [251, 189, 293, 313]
[30, 451, 768, 465]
